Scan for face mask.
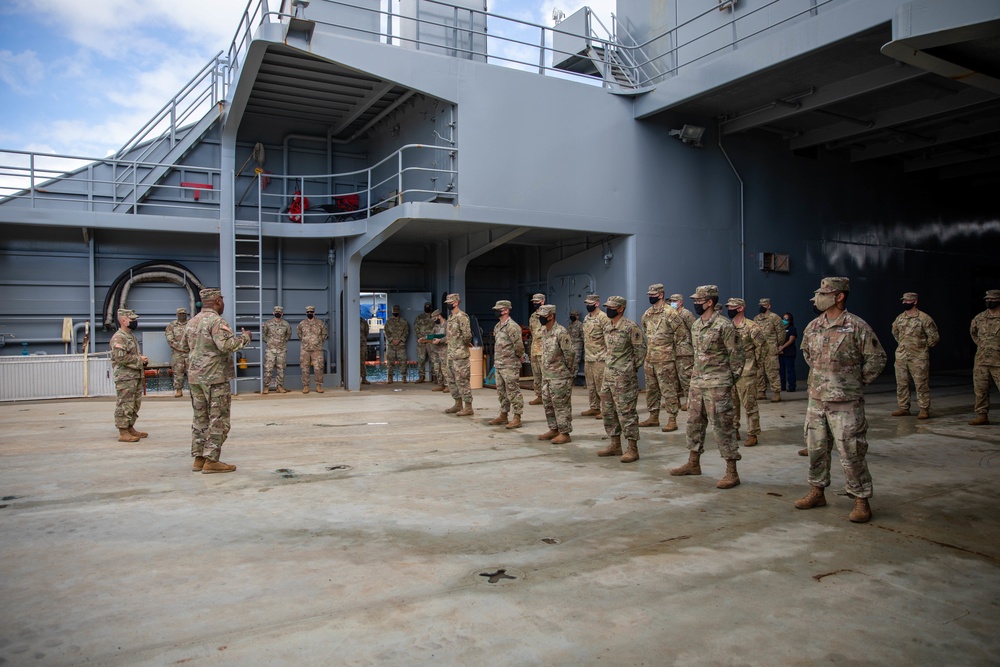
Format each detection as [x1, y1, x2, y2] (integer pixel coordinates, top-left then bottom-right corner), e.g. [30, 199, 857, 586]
[648, 296, 659, 305]
[217, 302, 225, 315]
[812, 293, 836, 314]
[307, 313, 314, 319]
[531, 302, 540, 312]
[127, 320, 138, 330]
[538, 315, 550, 326]
[586, 304, 596, 313]
[424, 306, 433, 313]
[606, 308, 619, 319]
[274, 313, 282, 319]
[570, 316, 578, 322]
[669, 302, 679, 310]
[393, 313, 399, 318]
[693, 302, 707, 316]
[727, 309, 739, 319]
[178, 315, 187, 323]
[987, 301, 1000, 310]
[759, 306, 768, 314]
[781, 318, 788, 326]
[902, 302, 915, 311]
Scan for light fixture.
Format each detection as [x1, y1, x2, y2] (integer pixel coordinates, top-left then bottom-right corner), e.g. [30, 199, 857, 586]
[291, 0, 310, 17]
[669, 124, 706, 148]
[552, 8, 566, 24]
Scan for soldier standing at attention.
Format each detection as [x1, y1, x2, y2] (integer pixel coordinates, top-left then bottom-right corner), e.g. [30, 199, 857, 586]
[969, 289, 1000, 425]
[164, 307, 188, 398]
[424, 310, 447, 391]
[384, 304, 410, 383]
[110, 308, 148, 443]
[261, 305, 291, 394]
[536, 304, 576, 444]
[184, 288, 251, 474]
[566, 309, 584, 372]
[413, 302, 435, 384]
[754, 298, 785, 402]
[640, 283, 685, 433]
[669, 293, 695, 411]
[581, 294, 609, 418]
[794, 277, 886, 523]
[890, 292, 940, 419]
[670, 285, 745, 489]
[443, 293, 474, 416]
[726, 298, 767, 447]
[489, 300, 525, 429]
[360, 315, 371, 385]
[528, 293, 547, 405]
[297, 306, 327, 393]
[596, 296, 646, 463]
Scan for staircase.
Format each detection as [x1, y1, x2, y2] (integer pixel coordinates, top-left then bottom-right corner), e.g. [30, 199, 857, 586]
[233, 217, 264, 394]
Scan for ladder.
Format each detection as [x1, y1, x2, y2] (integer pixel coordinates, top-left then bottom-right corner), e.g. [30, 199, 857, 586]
[233, 215, 263, 394]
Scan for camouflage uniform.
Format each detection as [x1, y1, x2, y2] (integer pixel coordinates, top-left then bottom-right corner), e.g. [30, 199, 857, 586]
[801, 278, 886, 500]
[566, 311, 583, 372]
[539, 305, 576, 435]
[384, 309, 410, 382]
[428, 312, 447, 387]
[970, 289, 1000, 420]
[529, 293, 546, 401]
[582, 295, 610, 413]
[754, 299, 785, 398]
[164, 309, 188, 391]
[729, 300, 767, 439]
[670, 294, 695, 406]
[445, 297, 473, 405]
[297, 308, 327, 390]
[261, 307, 291, 389]
[414, 305, 436, 382]
[110, 309, 144, 430]
[492, 302, 525, 417]
[891, 293, 940, 413]
[360, 316, 371, 384]
[641, 286, 686, 422]
[600, 298, 647, 442]
[184, 293, 251, 463]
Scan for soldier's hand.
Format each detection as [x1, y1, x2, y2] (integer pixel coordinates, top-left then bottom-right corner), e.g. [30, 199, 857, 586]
[242, 328, 251, 339]
[141, 355, 148, 365]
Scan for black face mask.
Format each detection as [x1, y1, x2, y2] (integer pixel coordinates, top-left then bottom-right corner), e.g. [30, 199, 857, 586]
[987, 301, 1000, 310]
[274, 313, 282, 319]
[693, 303, 707, 316]
[307, 313, 314, 319]
[759, 306, 768, 314]
[127, 320, 138, 330]
[586, 304, 596, 313]
[902, 302, 915, 312]
[727, 309, 740, 319]
[570, 316, 578, 322]
[606, 308, 619, 319]
[649, 296, 659, 305]
[424, 306, 433, 313]
[531, 302, 541, 312]
[393, 313, 399, 318]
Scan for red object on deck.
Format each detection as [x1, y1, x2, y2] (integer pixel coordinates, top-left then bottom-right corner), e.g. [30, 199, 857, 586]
[181, 182, 213, 201]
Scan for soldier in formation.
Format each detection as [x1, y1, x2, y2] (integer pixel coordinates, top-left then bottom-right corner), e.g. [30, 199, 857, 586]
[890, 292, 939, 419]
[384, 304, 410, 383]
[969, 289, 1000, 426]
[640, 283, 685, 433]
[443, 293, 474, 416]
[669, 293, 695, 411]
[727, 298, 767, 447]
[581, 294, 609, 418]
[413, 302, 436, 383]
[110, 308, 148, 443]
[528, 293, 546, 405]
[424, 309, 448, 391]
[164, 307, 188, 398]
[566, 309, 583, 376]
[754, 297, 785, 403]
[297, 305, 327, 393]
[794, 277, 886, 523]
[537, 304, 576, 444]
[488, 300, 525, 429]
[597, 296, 646, 463]
[261, 305, 291, 394]
[360, 316, 371, 385]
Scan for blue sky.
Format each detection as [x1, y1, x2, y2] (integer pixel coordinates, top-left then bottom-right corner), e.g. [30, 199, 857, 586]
[0, 0, 612, 158]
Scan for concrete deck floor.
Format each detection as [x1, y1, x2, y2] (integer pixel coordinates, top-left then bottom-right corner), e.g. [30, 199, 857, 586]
[1, 378, 998, 666]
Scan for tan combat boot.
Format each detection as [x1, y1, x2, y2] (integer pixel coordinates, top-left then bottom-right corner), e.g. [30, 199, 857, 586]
[505, 414, 523, 429]
[638, 412, 659, 427]
[202, 460, 237, 474]
[717, 460, 740, 489]
[537, 429, 559, 441]
[174, 389, 183, 398]
[444, 399, 463, 414]
[620, 440, 639, 463]
[670, 451, 701, 476]
[315, 385, 324, 393]
[794, 486, 827, 509]
[849, 498, 872, 523]
[387, 372, 394, 384]
[456, 403, 474, 416]
[192, 456, 206, 472]
[969, 413, 989, 426]
[278, 385, 289, 394]
[770, 391, 781, 403]
[529, 395, 543, 406]
[597, 436, 622, 457]
[488, 411, 509, 425]
[551, 432, 572, 444]
[891, 408, 910, 417]
[118, 428, 140, 443]
[680, 402, 688, 412]
[415, 376, 425, 384]
[128, 426, 148, 438]
[302, 386, 309, 394]
[262, 385, 269, 395]
[593, 412, 603, 419]
[745, 434, 758, 447]
[917, 409, 930, 420]
[661, 415, 678, 432]
[581, 408, 599, 416]
[798, 448, 808, 456]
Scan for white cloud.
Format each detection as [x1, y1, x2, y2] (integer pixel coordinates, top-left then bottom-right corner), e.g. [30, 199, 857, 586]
[0, 49, 45, 94]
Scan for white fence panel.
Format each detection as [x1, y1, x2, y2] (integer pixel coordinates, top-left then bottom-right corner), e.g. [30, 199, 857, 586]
[0, 353, 115, 402]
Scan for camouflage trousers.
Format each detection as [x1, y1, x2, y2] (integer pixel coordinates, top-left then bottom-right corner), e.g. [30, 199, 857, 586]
[543, 376, 573, 433]
[644, 359, 680, 416]
[170, 351, 187, 390]
[676, 356, 693, 404]
[495, 366, 524, 415]
[432, 350, 446, 385]
[894, 354, 930, 411]
[447, 355, 473, 404]
[973, 363, 1000, 415]
[360, 342, 368, 381]
[584, 360, 606, 411]
[301, 349, 324, 387]
[114, 376, 142, 428]
[531, 354, 542, 397]
[686, 385, 740, 460]
[756, 350, 781, 395]
[600, 369, 640, 441]
[263, 347, 287, 387]
[804, 397, 872, 499]
[732, 373, 760, 436]
[416, 342, 433, 380]
[385, 343, 407, 380]
[190, 382, 232, 462]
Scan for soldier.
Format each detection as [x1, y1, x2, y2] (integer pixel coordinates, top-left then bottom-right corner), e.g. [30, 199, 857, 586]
[489, 299, 525, 429]
[794, 277, 886, 523]
[597, 296, 646, 463]
[184, 288, 251, 474]
[640, 283, 685, 432]
[566, 309, 584, 372]
[443, 293, 474, 416]
[261, 305, 291, 394]
[164, 307, 188, 398]
[969, 289, 1000, 426]
[297, 306, 327, 393]
[891, 292, 940, 419]
[360, 315, 371, 385]
[413, 302, 435, 383]
[528, 293, 547, 405]
[384, 304, 410, 383]
[110, 308, 148, 443]
[669, 285, 745, 489]
[727, 297, 767, 447]
[536, 304, 576, 444]
[754, 298, 785, 402]
[669, 293, 695, 411]
[581, 294, 609, 418]
[426, 309, 448, 391]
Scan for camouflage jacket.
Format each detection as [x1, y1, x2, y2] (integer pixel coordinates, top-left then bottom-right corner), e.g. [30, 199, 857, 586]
[582, 310, 610, 363]
[753, 310, 786, 351]
[110, 328, 143, 380]
[414, 312, 435, 341]
[296, 318, 328, 351]
[493, 318, 525, 369]
[164, 319, 188, 354]
[384, 316, 410, 346]
[603, 317, 646, 376]
[733, 317, 767, 378]
[542, 322, 576, 380]
[446, 309, 472, 359]
[675, 306, 695, 357]
[971, 310, 1000, 366]
[691, 312, 744, 389]
[184, 308, 251, 385]
[430, 318, 447, 356]
[261, 318, 291, 348]
[642, 304, 686, 363]
[529, 310, 544, 356]
[360, 316, 370, 339]
[566, 319, 583, 351]
[802, 310, 886, 402]
[891, 309, 939, 359]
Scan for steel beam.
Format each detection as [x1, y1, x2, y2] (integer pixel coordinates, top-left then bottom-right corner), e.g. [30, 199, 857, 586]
[852, 112, 1000, 161]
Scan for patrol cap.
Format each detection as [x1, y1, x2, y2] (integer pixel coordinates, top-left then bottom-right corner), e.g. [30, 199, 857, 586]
[430, 309, 441, 318]
[584, 294, 601, 305]
[758, 298, 771, 306]
[570, 309, 580, 317]
[531, 293, 545, 302]
[669, 293, 684, 302]
[117, 308, 137, 320]
[200, 288, 222, 301]
[424, 301, 432, 308]
[901, 292, 919, 302]
[985, 289, 1000, 300]
[725, 297, 746, 308]
[815, 277, 850, 294]
[391, 305, 400, 313]
[176, 307, 188, 315]
[444, 293, 460, 304]
[690, 285, 719, 300]
[537, 304, 556, 316]
[492, 299, 512, 310]
[603, 296, 627, 308]
[305, 305, 316, 313]
[273, 306, 284, 314]
[647, 283, 665, 295]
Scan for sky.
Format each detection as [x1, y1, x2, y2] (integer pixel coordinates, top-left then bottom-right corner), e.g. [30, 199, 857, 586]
[0, 0, 615, 159]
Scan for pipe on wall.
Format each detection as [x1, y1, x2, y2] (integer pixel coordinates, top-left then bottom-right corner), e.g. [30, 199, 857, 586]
[717, 128, 745, 297]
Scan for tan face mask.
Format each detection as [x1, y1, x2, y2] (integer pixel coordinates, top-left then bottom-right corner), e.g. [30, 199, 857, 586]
[811, 293, 837, 313]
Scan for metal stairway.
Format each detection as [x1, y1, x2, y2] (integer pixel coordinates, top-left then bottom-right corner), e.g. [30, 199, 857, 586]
[233, 217, 264, 394]
[588, 46, 638, 90]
